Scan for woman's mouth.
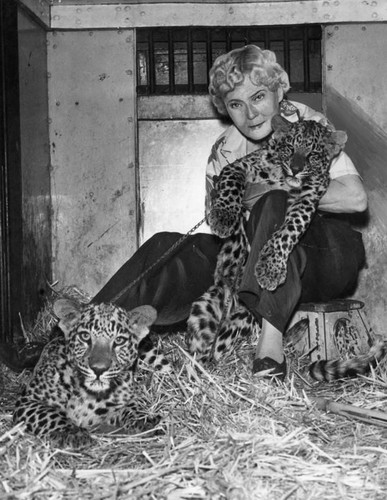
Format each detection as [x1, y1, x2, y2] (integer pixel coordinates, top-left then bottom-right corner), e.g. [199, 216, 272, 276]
[249, 122, 264, 130]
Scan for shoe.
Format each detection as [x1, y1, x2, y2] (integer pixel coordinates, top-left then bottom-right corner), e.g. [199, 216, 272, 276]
[252, 356, 287, 381]
[0, 342, 45, 372]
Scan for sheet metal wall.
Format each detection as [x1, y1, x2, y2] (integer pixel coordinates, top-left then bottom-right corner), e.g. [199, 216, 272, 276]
[325, 23, 387, 336]
[18, 10, 51, 324]
[47, 29, 137, 296]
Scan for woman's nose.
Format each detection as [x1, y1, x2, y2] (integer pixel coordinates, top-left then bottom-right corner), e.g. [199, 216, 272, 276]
[246, 103, 258, 120]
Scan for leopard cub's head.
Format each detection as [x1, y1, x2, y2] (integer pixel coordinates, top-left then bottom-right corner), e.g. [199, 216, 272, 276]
[53, 299, 157, 394]
[270, 114, 348, 189]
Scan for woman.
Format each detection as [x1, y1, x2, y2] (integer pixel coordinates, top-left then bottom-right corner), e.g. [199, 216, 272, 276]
[1, 46, 367, 378]
[205, 45, 367, 378]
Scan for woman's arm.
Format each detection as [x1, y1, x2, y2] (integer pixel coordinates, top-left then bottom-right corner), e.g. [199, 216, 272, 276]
[318, 174, 368, 213]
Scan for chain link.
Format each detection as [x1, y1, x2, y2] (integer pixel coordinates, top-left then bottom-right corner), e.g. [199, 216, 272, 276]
[111, 217, 207, 303]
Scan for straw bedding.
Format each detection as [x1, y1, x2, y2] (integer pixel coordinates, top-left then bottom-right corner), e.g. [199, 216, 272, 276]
[1, 287, 387, 500]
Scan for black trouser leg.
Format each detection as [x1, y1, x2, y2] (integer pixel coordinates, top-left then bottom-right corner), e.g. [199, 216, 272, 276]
[92, 232, 222, 328]
[238, 191, 306, 333]
[238, 191, 365, 333]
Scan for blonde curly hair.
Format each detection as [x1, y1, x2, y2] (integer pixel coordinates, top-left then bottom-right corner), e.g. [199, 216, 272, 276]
[208, 45, 290, 115]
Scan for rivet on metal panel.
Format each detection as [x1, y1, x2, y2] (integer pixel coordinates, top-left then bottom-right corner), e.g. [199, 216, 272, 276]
[371, 1, 378, 6]
[126, 69, 133, 76]
[362, 26, 367, 31]
[127, 117, 133, 123]
[372, 12, 378, 18]
[53, 15, 60, 21]
[324, 14, 331, 20]
[89, 32, 94, 36]
[56, 101, 60, 106]
[228, 7, 234, 14]
[323, 0, 329, 6]
[326, 31, 333, 38]
[140, 11, 146, 16]
[313, 7, 318, 13]
[128, 162, 134, 169]
[76, 8, 81, 14]
[334, 25, 339, 30]
[76, 19, 82, 25]
[327, 64, 333, 71]
[117, 30, 122, 35]
[116, 6, 122, 11]
[124, 6, 130, 11]
[357, 96, 362, 101]
[126, 36, 132, 43]
[334, 0, 339, 6]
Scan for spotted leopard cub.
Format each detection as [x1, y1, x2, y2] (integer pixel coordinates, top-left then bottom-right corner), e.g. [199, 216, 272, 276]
[209, 114, 348, 291]
[14, 299, 160, 448]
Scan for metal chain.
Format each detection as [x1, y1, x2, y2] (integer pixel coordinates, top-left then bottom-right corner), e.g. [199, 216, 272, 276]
[111, 217, 207, 303]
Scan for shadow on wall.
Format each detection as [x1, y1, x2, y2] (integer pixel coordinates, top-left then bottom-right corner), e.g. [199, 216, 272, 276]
[326, 86, 387, 334]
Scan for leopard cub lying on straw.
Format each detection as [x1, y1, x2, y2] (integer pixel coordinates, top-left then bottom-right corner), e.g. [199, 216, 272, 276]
[14, 299, 161, 448]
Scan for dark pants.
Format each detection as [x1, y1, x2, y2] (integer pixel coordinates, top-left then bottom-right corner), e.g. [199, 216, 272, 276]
[239, 191, 365, 332]
[93, 191, 365, 333]
[92, 232, 222, 330]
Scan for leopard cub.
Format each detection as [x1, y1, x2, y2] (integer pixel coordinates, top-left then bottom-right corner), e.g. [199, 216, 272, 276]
[14, 299, 160, 448]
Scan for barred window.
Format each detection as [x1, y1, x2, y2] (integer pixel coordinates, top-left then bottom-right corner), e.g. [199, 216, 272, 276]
[137, 25, 322, 95]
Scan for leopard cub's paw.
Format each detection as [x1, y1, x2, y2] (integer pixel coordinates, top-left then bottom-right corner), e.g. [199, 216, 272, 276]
[255, 243, 287, 291]
[208, 208, 239, 238]
[50, 426, 93, 448]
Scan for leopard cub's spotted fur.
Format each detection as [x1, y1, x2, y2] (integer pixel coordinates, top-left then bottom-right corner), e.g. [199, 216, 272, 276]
[187, 115, 387, 380]
[208, 114, 348, 292]
[14, 299, 161, 447]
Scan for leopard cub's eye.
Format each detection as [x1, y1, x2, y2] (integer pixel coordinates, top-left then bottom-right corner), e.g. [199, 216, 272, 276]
[77, 331, 91, 342]
[114, 336, 128, 347]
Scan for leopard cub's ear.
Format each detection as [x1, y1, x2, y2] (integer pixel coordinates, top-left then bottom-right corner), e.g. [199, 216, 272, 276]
[329, 130, 348, 158]
[53, 298, 82, 337]
[271, 114, 292, 139]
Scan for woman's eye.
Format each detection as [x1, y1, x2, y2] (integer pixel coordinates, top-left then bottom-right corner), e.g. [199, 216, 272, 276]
[114, 336, 128, 347]
[253, 93, 265, 102]
[229, 102, 241, 110]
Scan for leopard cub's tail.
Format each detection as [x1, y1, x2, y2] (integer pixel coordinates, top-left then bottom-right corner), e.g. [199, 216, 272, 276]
[309, 338, 387, 382]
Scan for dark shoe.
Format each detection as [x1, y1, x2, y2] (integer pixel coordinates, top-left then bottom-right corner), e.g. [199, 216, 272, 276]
[252, 356, 287, 381]
[0, 342, 45, 372]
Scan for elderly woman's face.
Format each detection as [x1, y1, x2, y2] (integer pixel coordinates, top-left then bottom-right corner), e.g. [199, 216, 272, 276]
[223, 76, 283, 141]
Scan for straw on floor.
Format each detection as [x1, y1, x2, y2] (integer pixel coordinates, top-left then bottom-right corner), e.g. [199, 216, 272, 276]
[1, 286, 387, 500]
